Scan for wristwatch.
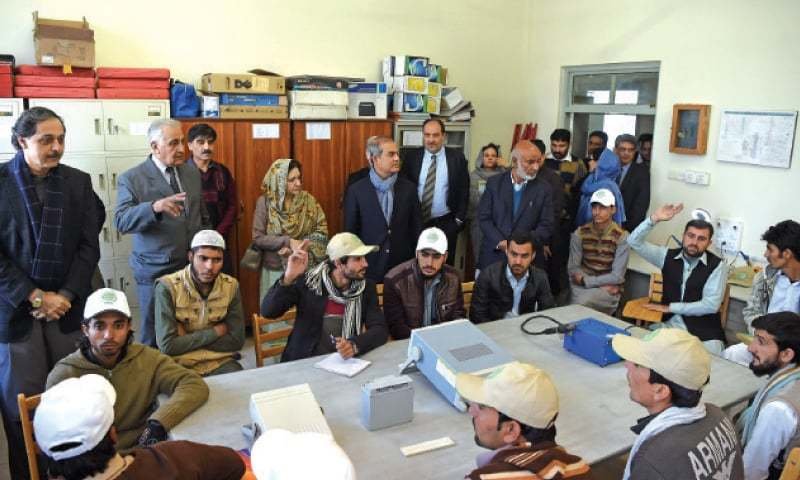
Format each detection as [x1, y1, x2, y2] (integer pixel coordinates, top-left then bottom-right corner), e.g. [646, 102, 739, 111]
[30, 289, 44, 309]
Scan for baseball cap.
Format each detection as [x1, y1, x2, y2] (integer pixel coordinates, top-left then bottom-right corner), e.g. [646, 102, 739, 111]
[590, 188, 615, 207]
[326, 232, 377, 261]
[84, 288, 131, 320]
[33, 374, 117, 461]
[456, 361, 559, 429]
[191, 229, 226, 250]
[612, 328, 711, 391]
[416, 227, 448, 254]
[251, 429, 356, 480]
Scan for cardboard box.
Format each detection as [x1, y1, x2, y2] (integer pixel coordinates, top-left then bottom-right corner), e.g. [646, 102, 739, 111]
[219, 105, 288, 119]
[442, 86, 464, 109]
[383, 55, 429, 77]
[290, 104, 347, 120]
[287, 75, 351, 91]
[33, 12, 95, 68]
[347, 83, 387, 118]
[425, 96, 441, 115]
[427, 82, 442, 98]
[427, 64, 447, 84]
[201, 73, 285, 95]
[219, 93, 287, 107]
[392, 92, 425, 113]
[393, 76, 428, 94]
[289, 90, 348, 106]
[200, 94, 219, 118]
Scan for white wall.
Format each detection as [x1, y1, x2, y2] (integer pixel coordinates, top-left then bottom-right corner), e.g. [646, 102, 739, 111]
[0, 0, 532, 161]
[527, 0, 800, 260]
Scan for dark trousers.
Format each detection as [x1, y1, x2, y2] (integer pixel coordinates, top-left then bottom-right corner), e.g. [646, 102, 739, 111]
[136, 279, 157, 347]
[0, 318, 81, 479]
[425, 213, 460, 266]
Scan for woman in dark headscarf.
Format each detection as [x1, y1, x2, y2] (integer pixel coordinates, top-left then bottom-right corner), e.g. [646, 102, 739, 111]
[468, 143, 508, 266]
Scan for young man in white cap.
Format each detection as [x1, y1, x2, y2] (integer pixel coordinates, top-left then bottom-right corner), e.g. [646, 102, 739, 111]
[735, 311, 800, 480]
[567, 187, 630, 315]
[612, 328, 744, 479]
[46, 288, 208, 451]
[250, 429, 356, 480]
[471, 231, 555, 323]
[261, 232, 387, 361]
[153, 229, 245, 376]
[456, 361, 591, 479]
[35, 374, 244, 479]
[627, 203, 728, 353]
[383, 227, 464, 339]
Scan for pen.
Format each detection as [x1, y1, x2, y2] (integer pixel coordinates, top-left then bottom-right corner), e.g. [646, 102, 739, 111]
[330, 334, 337, 346]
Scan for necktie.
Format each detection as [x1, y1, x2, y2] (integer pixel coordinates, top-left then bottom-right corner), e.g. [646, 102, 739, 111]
[420, 154, 437, 222]
[166, 166, 180, 194]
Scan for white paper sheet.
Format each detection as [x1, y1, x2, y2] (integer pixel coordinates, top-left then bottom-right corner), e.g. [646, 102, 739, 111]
[252, 123, 280, 139]
[314, 353, 371, 377]
[306, 122, 332, 140]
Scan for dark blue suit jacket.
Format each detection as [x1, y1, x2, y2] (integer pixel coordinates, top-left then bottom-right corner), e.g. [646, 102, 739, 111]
[343, 175, 422, 281]
[400, 147, 470, 223]
[0, 161, 100, 342]
[477, 172, 554, 269]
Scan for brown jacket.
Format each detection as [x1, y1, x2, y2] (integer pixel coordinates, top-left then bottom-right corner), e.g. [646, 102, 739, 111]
[467, 441, 592, 480]
[252, 195, 291, 271]
[383, 259, 465, 339]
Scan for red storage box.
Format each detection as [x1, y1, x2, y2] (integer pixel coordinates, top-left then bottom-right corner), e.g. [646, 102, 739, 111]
[15, 75, 95, 88]
[96, 67, 170, 79]
[16, 64, 95, 77]
[14, 86, 95, 98]
[0, 75, 12, 97]
[96, 88, 169, 99]
[97, 78, 169, 89]
[0, 64, 11, 74]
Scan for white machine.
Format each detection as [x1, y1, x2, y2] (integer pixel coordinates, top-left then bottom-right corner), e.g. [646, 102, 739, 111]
[249, 383, 333, 438]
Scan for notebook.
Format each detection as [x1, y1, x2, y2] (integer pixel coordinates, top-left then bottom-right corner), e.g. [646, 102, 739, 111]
[314, 353, 371, 378]
[249, 383, 333, 437]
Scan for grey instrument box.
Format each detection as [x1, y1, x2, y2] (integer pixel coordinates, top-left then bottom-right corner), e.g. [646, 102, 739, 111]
[360, 374, 414, 431]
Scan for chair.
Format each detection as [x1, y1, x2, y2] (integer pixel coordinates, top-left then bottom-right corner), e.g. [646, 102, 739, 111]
[17, 392, 41, 480]
[252, 310, 296, 367]
[375, 283, 384, 307]
[462, 281, 475, 317]
[780, 447, 800, 480]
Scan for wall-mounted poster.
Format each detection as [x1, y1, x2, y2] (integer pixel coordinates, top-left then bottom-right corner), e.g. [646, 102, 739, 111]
[717, 110, 797, 168]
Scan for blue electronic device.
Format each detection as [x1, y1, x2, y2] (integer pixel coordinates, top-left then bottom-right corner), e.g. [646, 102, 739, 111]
[562, 318, 630, 367]
[400, 319, 513, 411]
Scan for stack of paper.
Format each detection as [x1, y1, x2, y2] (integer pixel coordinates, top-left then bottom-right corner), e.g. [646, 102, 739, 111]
[314, 353, 371, 378]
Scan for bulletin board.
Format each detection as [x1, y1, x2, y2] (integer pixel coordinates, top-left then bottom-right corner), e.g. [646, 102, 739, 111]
[717, 110, 797, 168]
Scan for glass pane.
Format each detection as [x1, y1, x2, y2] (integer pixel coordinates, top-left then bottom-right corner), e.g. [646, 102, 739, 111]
[677, 110, 700, 149]
[614, 72, 659, 105]
[570, 113, 655, 158]
[603, 114, 637, 147]
[572, 74, 612, 105]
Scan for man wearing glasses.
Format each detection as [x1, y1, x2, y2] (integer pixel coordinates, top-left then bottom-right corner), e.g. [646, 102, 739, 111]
[383, 227, 465, 339]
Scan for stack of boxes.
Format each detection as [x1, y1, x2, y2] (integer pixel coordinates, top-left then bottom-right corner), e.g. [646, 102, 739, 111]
[13, 65, 96, 98]
[96, 67, 170, 99]
[0, 60, 12, 98]
[382, 55, 446, 116]
[200, 73, 287, 119]
[287, 75, 351, 120]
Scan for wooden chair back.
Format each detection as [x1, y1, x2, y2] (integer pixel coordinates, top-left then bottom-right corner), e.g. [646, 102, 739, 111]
[252, 310, 296, 367]
[17, 392, 41, 480]
[462, 281, 475, 317]
[375, 283, 384, 307]
[780, 447, 800, 480]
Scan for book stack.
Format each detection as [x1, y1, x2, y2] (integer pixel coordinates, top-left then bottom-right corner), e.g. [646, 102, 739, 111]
[287, 75, 362, 120]
[201, 72, 287, 119]
[96, 67, 170, 99]
[13, 65, 96, 98]
[438, 86, 475, 122]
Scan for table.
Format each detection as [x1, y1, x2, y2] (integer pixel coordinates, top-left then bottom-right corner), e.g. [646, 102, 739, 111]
[171, 305, 763, 480]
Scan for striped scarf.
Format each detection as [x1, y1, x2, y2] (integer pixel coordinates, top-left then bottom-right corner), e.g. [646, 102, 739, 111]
[305, 261, 366, 339]
[736, 364, 800, 446]
[10, 151, 65, 287]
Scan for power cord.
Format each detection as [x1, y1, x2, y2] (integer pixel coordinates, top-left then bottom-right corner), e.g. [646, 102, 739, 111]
[520, 314, 576, 336]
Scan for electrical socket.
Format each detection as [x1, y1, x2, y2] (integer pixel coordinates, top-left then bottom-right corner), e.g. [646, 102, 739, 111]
[714, 217, 744, 255]
[684, 171, 697, 184]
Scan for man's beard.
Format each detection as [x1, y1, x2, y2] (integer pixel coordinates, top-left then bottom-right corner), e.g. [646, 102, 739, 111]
[749, 357, 782, 377]
[516, 165, 536, 182]
[682, 246, 704, 258]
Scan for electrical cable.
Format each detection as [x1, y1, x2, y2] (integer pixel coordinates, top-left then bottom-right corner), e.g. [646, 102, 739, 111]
[520, 314, 576, 336]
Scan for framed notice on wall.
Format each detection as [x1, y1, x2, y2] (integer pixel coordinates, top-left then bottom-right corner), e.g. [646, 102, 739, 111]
[717, 110, 797, 168]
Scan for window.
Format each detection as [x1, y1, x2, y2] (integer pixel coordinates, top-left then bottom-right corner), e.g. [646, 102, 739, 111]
[559, 62, 660, 159]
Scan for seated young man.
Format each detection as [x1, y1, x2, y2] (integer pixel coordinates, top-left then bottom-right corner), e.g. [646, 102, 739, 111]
[261, 232, 388, 362]
[35, 374, 244, 480]
[456, 361, 591, 479]
[567, 188, 630, 315]
[737, 312, 800, 480]
[46, 288, 209, 450]
[383, 227, 465, 339]
[155, 230, 245, 376]
[612, 329, 744, 479]
[470, 231, 555, 323]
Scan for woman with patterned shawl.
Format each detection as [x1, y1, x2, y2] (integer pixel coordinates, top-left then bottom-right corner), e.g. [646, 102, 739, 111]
[252, 158, 328, 300]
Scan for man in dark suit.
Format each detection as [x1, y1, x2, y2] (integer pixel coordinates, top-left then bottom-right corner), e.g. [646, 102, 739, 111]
[400, 118, 469, 266]
[0, 107, 100, 479]
[477, 140, 554, 270]
[115, 119, 209, 347]
[615, 134, 650, 232]
[344, 136, 422, 281]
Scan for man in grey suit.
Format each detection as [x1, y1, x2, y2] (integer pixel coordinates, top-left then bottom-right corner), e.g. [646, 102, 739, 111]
[115, 119, 208, 346]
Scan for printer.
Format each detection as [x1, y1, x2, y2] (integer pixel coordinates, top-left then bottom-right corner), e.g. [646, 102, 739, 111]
[401, 319, 513, 411]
